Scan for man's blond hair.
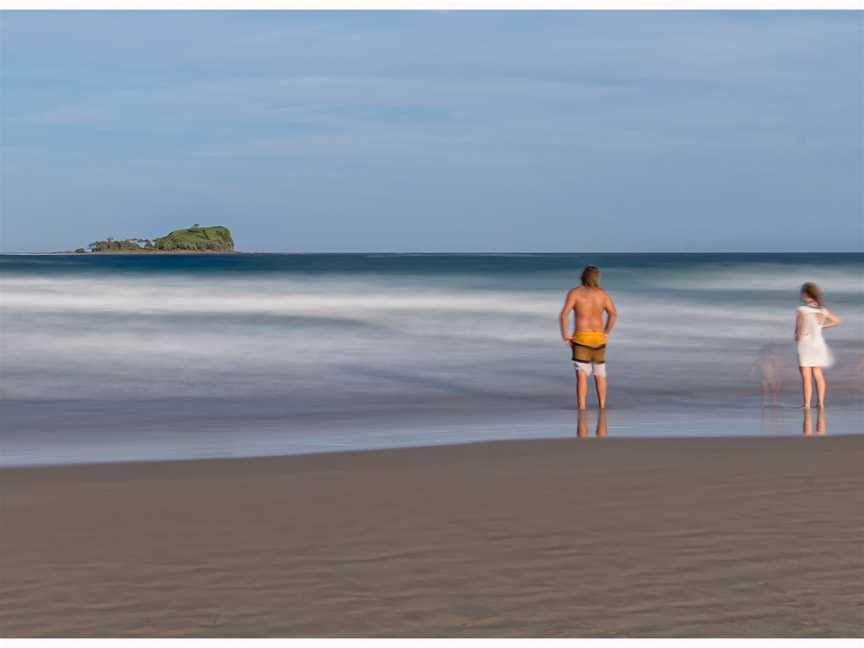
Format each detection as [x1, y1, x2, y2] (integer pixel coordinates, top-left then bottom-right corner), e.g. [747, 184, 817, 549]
[581, 265, 600, 288]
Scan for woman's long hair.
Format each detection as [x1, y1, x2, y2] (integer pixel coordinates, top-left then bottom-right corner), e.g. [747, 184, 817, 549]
[801, 282, 824, 308]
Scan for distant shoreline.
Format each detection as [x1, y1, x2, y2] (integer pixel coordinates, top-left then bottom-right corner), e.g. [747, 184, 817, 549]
[16, 250, 864, 257]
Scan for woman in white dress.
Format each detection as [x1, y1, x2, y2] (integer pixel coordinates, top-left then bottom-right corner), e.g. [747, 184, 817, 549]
[795, 282, 841, 409]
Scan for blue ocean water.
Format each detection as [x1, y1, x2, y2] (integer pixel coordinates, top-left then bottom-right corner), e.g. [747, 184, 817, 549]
[1, 253, 862, 466]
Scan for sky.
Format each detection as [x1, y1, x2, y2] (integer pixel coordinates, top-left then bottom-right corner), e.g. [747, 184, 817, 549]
[0, 11, 861, 253]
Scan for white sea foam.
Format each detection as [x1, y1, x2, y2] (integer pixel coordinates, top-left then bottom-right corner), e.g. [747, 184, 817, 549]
[633, 265, 863, 293]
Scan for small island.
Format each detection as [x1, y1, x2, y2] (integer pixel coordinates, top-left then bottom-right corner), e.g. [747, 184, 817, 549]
[82, 225, 235, 254]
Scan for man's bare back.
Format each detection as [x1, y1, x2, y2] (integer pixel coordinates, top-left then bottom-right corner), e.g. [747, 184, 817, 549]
[561, 286, 615, 337]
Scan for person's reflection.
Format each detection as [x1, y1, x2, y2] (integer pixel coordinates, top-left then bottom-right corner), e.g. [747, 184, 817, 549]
[802, 407, 828, 437]
[761, 406, 781, 435]
[577, 411, 589, 438]
[577, 410, 608, 438]
[816, 407, 827, 436]
[596, 409, 608, 438]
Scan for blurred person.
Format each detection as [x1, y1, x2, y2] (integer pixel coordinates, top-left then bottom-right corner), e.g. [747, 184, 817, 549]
[854, 354, 864, 398]
[751, 344, 787, 405]
[560, 265, 618, 410]
[794, 282, 841, 409]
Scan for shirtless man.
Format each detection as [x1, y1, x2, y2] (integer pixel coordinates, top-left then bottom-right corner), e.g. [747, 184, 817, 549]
[559, 265, 618, 410]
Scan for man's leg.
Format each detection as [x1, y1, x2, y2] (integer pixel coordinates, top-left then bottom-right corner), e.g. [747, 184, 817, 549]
[577, 369, 589, 410]
[594, 376, 607, 409]
[594, 363, 607, 409]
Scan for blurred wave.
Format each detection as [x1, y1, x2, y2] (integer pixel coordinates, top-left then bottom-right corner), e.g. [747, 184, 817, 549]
[2, 254, 862, 401]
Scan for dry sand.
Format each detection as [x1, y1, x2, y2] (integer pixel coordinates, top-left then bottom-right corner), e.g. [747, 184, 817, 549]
[2, 436, 862, 637]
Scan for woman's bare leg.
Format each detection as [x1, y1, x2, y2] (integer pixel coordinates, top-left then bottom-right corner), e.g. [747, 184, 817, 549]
[800, 367, 812, 408]
[577, 370, 588, 410]
[595, 376, 607, 409]
[813, 368, 826, 408]
[802, 407, 813, 436]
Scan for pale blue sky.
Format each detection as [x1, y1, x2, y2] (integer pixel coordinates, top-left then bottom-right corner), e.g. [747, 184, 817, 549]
[1, 11, 861, 253]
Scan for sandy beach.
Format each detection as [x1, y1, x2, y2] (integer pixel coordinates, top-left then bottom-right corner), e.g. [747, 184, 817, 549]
[2, 435, 862, 637]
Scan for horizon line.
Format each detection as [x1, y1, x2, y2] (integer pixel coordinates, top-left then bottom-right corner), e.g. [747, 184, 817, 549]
[10, 250, 864, 256]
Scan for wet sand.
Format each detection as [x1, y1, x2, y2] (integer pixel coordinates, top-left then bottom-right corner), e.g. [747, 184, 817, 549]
[2, 436, 862, 637]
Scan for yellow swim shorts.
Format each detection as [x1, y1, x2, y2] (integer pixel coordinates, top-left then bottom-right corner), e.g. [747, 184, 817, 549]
[570, 331, 607, 364]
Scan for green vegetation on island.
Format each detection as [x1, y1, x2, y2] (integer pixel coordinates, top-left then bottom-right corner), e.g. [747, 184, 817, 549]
[85, 225, 235, 253]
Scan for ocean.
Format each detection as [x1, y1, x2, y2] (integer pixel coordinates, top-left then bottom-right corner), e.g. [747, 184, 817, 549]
[1, 253, 862, 466]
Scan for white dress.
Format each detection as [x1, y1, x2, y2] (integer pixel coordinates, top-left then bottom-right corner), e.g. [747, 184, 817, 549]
[796, 305, 834, 368]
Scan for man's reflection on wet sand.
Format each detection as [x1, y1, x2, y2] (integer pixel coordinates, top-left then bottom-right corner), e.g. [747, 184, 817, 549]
[577, 410, 608, 438]
[802, 407, 827, 437]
